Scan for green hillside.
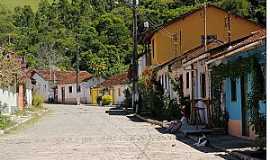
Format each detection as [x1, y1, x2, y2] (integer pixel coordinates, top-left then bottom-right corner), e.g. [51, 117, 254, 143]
[0, 0, 53, 12]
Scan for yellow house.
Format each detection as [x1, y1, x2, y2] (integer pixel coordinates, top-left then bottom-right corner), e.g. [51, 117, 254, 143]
[141, 4, 265, 130]
[90, 72, 129, 105]
[147, 4, 263, 65]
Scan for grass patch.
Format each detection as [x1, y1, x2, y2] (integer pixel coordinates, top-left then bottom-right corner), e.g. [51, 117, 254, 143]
[15, 110, 28, 117]
[0, 0, 43, 12]
[0, 115, 14, 130]
[4, 108, 50, 135]
[0, 0, 69, 12]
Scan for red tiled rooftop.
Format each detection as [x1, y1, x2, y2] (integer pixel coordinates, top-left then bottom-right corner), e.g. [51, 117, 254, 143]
[210, 29, 266, 59]
[98, 72, 129, 88]
[33, 70, 92, 84]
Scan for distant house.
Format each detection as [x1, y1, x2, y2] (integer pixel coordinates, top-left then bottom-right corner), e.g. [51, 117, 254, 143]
[91, 72, 129, 105]
[31, 70, 93, 104]
[88, 77, 105, 104]
[31, 70, 58, 103]
[57, 71, 92, 104]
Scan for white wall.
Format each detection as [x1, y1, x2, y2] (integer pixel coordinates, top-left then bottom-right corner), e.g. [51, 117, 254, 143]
[57, 83, 90, 104]
[113, 85, 128, 104]
[0, 86, 18, 114]
[25, 79, 33, 107]
[26, 88, 32, 107]
[156, 66, 179, 99]
[32, 73, 50, 101]
[138, 54, 147, 78]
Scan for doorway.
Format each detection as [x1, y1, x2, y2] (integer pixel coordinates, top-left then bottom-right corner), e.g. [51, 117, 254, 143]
[61, 87, 65, 104]
[241, 76, 249, 137]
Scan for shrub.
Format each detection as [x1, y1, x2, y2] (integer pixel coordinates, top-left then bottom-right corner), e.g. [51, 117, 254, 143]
[102, 95, 113, 105]
[0, 115, 13, 129]
[164, 99, 181, 121]
[32, 94, 44, 109]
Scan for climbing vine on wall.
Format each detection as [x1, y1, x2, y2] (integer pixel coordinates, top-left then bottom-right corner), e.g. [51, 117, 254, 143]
[211, 55, 266, 147]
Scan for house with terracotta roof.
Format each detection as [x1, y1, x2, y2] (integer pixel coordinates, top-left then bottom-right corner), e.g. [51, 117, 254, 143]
[56, 71, 93, 104]
[90, 72, 129, 105]
[144, 4, 263, 99]
[31, 70, 93, 104]
[141, 4, 266, 139]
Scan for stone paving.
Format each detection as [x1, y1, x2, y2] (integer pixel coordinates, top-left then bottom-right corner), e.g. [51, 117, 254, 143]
[0, 104, 230, 160]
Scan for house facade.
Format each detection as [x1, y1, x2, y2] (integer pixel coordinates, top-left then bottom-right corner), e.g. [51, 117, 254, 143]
[91, 72, 129, 105]
[57, 82, 89, 104]
[141, 4, 266, 139]
[147, 5, 263, 66]
[31, 70, 93, 104]
[56, 71, 93, 104]
[144, 4, 263, 122]
[88, 77, 105, 104]
[206, 30, 266, 139]
[31, 72, 52, 102]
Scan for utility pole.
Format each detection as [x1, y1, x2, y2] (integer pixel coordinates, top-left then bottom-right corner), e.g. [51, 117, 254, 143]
[204, 2, 207, 52]
[76, 45, 80, 105]
[132, 0, 138, 113]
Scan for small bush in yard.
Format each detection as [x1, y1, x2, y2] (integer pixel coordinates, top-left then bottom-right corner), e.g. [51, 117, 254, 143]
[32, 94, 44, 109]
[102, 95, 113, 105]
[0, 115, 13, 129]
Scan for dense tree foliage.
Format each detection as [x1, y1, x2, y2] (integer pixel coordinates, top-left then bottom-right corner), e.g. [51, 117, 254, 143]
[0, 0, 266, 77]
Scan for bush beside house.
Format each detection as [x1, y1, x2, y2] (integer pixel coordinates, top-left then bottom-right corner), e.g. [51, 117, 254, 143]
[102, 95, 113, 106]
[0, 115, 13, 129]
[32, 93, 44, 109]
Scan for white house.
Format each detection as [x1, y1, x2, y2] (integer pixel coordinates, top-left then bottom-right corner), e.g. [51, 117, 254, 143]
[31, 70, 93, 104]
[31, 70, 54, 102]
[56, 71, 93, 104]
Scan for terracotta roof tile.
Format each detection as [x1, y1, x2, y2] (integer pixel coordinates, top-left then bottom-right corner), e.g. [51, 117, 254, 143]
[97, 72, 129, 88]
[33, 70, 92, 85]
[210, 29, 266, 59]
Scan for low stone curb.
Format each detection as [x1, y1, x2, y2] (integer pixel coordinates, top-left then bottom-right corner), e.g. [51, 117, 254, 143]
[135, 114, 163, 127]
[0, 109, 48, 135]
[186, 135, 263, 160]
[134, 115, 262, 160]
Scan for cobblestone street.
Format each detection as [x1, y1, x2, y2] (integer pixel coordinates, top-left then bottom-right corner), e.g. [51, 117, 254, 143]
[0, 104, 229, 160]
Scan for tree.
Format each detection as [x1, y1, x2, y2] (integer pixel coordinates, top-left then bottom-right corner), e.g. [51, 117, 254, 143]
[0, 51, 22, 88]
[0, 0, 264, 77]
